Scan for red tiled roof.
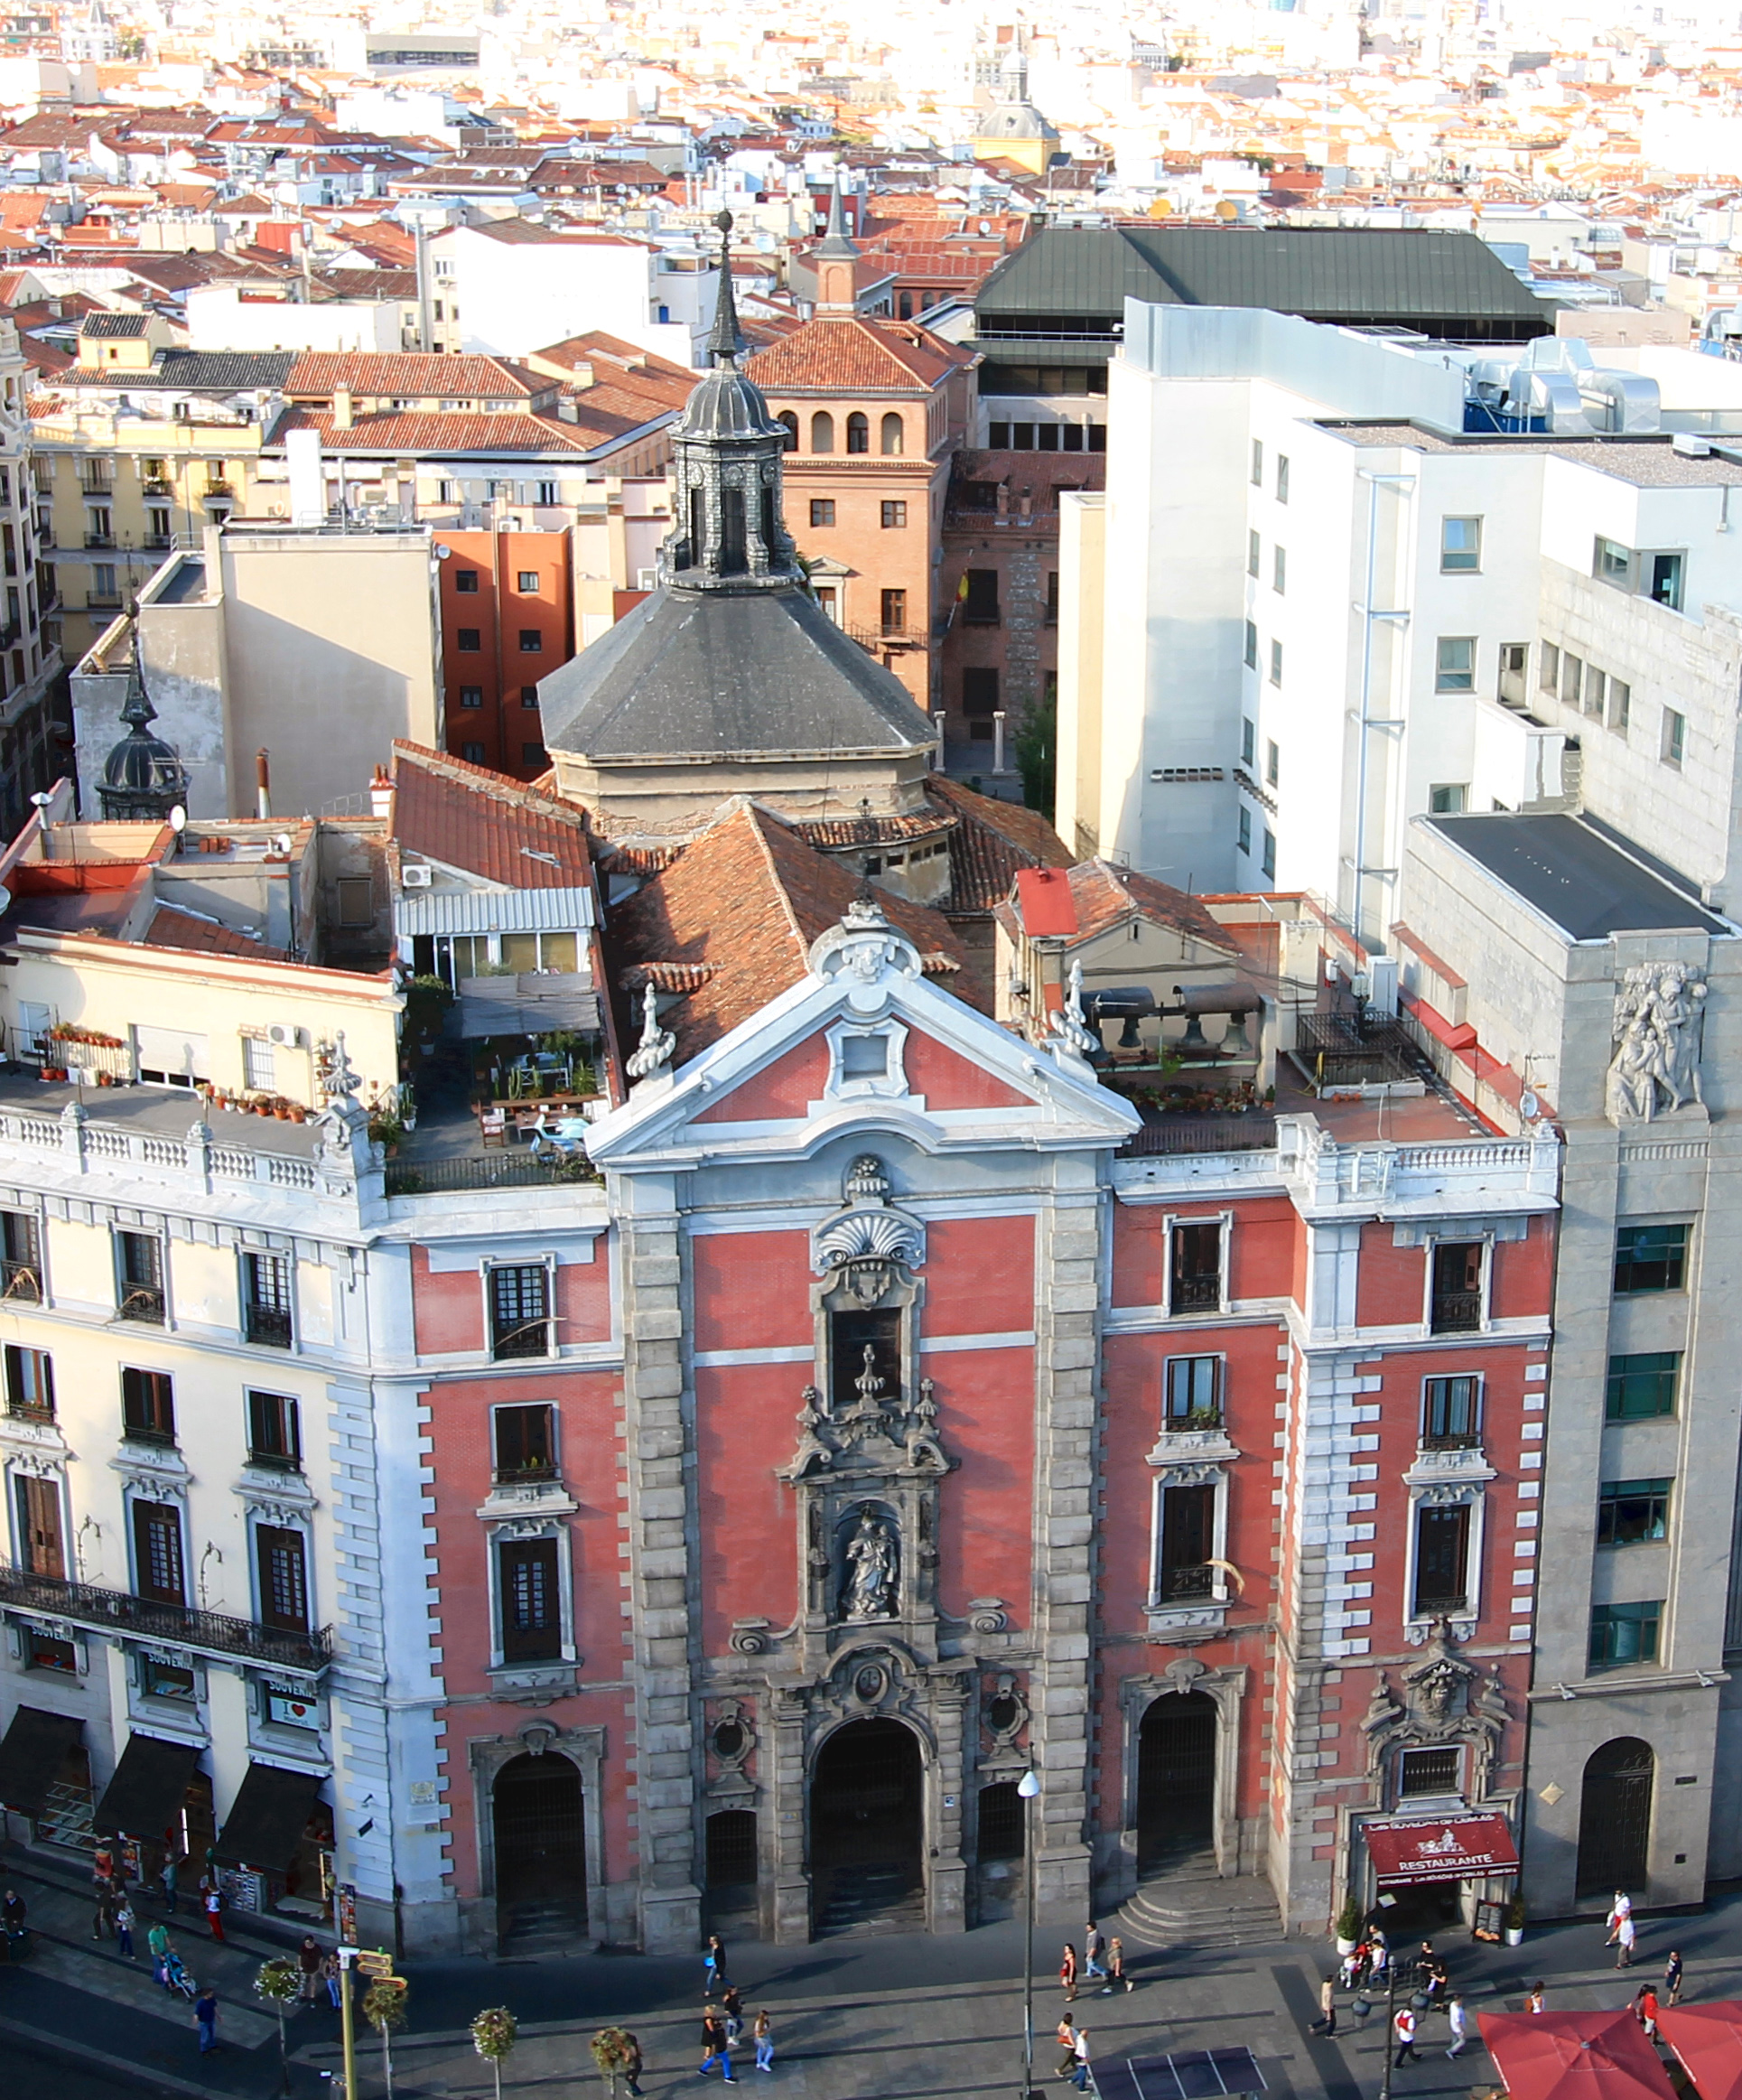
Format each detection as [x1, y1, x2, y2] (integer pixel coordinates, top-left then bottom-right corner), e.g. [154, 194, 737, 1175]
[748, 315, 974, 396]
[388, 742, 595, 890]
[924, 774, 1071, 913]
[273, 406, 610, 453]
[284, 350, 545, 398]
[144, 903, 286, 960]
[1064, 859, 1236, 948]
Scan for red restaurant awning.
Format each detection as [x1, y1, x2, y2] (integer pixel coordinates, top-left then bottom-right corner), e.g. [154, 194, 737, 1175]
[1479, 2011, 1676, 2100]
[1657, 2003, 1742, 2100]
[1365, 1812, 1519, 1886]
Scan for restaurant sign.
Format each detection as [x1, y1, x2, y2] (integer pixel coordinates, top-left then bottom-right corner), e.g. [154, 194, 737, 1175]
[1365, 1813, 1520, 1887]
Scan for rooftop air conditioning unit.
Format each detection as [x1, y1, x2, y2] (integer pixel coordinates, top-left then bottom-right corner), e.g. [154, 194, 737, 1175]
[266, 1022, 304, 1050]
[401, 863, 433, 887]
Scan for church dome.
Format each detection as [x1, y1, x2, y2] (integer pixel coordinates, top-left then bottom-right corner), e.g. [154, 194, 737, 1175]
[96, 663, 190, 818]
[677, 363, 785, 443]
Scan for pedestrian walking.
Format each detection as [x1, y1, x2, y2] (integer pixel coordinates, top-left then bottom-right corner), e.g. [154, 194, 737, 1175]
[3, 1888, 24, 1935]
[147, 1918, 171, 1987]
[1607, 1891, 1634, 1947]
[622, 2030, 645, 2096]
[753, 2011, 774, 2074]
[194, 1984, 219, 2056]
[703, 1934, 729, 1993]
[321, 1949, 342, 2010]
[699, 2006, 736, 2081]
[1635, 1985, 1660, 2040]
[1526, 1982, 1547, 2016]
[115, 1898, 135, 1958]
[1055, 2014, 1079, 2079]
[1616, 1912, 1636, 1969]
[1069, 2024, 1093, 2093]
[722, 1985, 744, 2046]
[1101, 1937, 1132, 1994]
[1665, 1952, 1684, 2005]
[92, 1887, 114, 1940]
[1085, 1921, 1107, 1981]
[298, 1936, 323, 2004]
[204, 1883, 224, 1941]
[1393, 2004, 1419, 2067]
[1310, 1974, 1338, 2037]
[1369, 1930, 1390, 1983]
[1060, 1942, 1079, 2002]
[1446, 1994, 1469, 2059]
[161, 1854, 180, 1914]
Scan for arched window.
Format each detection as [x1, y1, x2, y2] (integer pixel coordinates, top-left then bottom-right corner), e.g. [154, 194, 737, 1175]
[810, 411, 834, 453]
[880, 412, 904, 457]
[775, 410, 797, 451]
[846, 411, 870, 455]
[1577, 1737, 1654, 1898]
[705, 1807, 757, 1887]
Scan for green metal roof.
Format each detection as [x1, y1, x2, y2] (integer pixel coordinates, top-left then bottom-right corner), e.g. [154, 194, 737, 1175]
[976, 226, 1550, 327]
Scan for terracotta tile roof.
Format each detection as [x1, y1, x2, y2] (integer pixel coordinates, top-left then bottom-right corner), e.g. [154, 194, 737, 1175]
[1063, 859, 1237, 949]
[792, 811, 950, 847]
[388, 742, 596, 891]
[284, 350, 545, 398]
[605, 799, 973, 1064]
[748, 315, 975, 396]
[144, 903, 286, 960]
[923, 775, 1071, 913]
[273, 406, 608, 454]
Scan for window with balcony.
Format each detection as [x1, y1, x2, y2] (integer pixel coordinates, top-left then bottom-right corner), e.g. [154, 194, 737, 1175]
[145, 508, 171, 548]
[1589, 1599, 1661, 1671]
[247, 1390, 301, 1470]
[489, 1264, 551, 1359]
[1163, 1354, 1222, 1429]
[1606, 1350, 1681, 1421]
[1169, 1220, 1224, 1314]
[243, 1252, 293, 1349]
[0, 1210, 40, 1302]
[122, 1367, 174, 1443]
[1411, 1501, 1470, 1615]
[880, 588, 906, 636]
[1597, 1477, 1671, 1547]
[1398, 1745, 1461, 1797]
[1421, 1374, 1481, 1449]
[15, 1474, 63, 1578]
[493, 1402, 556, 1484]
[1429, 1240, 1483, 1332]
[1155, 1479, 1216, 1601]
[498, 1536, 562, 1662]
[5, 1344, 52, 1421]
[1614, 1223, 1687, 1294]
[256, 1526, 309, 1633]
[115, 1231, 163, 1324]
[133, 1499, 185, 1605]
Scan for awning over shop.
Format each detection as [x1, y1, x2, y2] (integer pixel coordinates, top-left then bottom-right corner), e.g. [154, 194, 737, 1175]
[1479, 2011, 1676, 2100]
[1365, 1811, 1519, 1886]
[92, 1732, 201, 1839]
[214, 1761, 323, 1872]
[1657, 2004, 1742, 2100]
[1096, 2049, 1267, 2100]
[457, 972, 601, 1039]
[0, 1704, 81, 1815]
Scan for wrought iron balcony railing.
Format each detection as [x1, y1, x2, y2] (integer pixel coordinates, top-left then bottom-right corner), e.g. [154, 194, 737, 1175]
[0, 1563, 331, 1673]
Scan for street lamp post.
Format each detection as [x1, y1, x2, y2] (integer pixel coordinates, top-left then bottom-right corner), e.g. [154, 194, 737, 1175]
[1019, 1768, 1040, 2100]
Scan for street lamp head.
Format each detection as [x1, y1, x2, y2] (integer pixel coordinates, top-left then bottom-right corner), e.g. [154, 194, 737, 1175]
[1018, 1770, 1040, 1798]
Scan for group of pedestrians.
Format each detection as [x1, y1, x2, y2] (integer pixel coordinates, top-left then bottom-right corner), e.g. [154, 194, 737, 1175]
[697, 1938, 776, 2080]
[1058, 1922, 1132, 2001]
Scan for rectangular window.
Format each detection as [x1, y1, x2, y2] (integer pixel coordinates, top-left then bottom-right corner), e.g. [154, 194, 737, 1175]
[1597, 1477, 1672, 1547]
[963, 569, 1000, 623]
[16, 1473, 63, 1578]
[1251, 438, 1262, 486]
[1398, 1746, 1461, 1797]
[0, 1209, 40, 1302]
[1608, 677, 1631, 733]
[247, 1389, 301, 1469]
[1237, 807, 1252, 855]
[1247, 528, 1260, 578]
[241, 1036, 275, 1091]
[147, 1662, 197, 1703]
[115, 1231, 163, 1324]
[243, 1252, 293, 1349]
[880, 587, 907, 636]
[517, 629, 542, 653]
[1164, 1354, 1222, 1427]
[461, 742, 486, 764]
[1272, 545, 1286, 594]
[4, 1343, 53, 1420]
[1585, 667, 1606, 720]
[1615, 1223, 1687, 1294]
[517, 571, 540, 593]
[1244, 621, 1257, 671]
[1595, 536, 1634, 587]
[1589, 1599, 1662, 1671]
[1429, 784, 1467, 815]
[1606, 1350, 1681, 1421]
[808, 499, 835, 527]
[1421, 1374, 1481, 1449]
[1269, 639, 1282, 686]
[1648, 552, 1684, 611]
[1169, 1220, 1223, 1315]
[122, 1367, 174, 1443]
[1662, 707, 1685, 768]
[1560, 651, 1583, 710]
[493, 1402, 557, 1483]
[456, 627, 481, 651]
[1440, 517, 1482, 573]
[132, 1498, 185, 1605]
[1262, 828, 1276, 881]
[498, 1536, 562, 1662]
[1265, 738, 1280, 788]
[1275, 454, 1290, 503]
[489, 1264, 551, 1359]
[535, 481, 558, 507]
[1411, 1501, 1470, 1615]
[336, 877, 372, 927]
[256, 1526, 309, 1632]
[454, 569, 479, 593]
[963, 666, 999, 719]
[459, 685, 484, 708]
[1157, 1480, 1216, 1601]
[523, 741, 547, 767]
[830, 1305, 900, 1412]
[1436, 636, 1477, 693]
[1045, 570, 1059, 622]
[522, 686, 539, 707]
[1539, 640, 1559, 694]
[880, 500, 907, 529]
[1240, 717, 1255, 766]
[1430, 1239, 1483, 1332]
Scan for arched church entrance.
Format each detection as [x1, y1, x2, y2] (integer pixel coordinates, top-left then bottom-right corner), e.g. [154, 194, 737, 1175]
[492, 1750, 587, 1946]
[1136, 1690, 1217, 1875]
[1576, 1737, 1654, 1900]
[809, 1717, 924, 1936]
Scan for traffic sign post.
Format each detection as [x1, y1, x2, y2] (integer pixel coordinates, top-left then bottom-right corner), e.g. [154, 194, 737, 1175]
[337, 1946, 359, 2100]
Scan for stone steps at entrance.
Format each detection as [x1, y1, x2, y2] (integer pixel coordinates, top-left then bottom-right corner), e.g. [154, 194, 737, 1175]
[1112, 1866, 1283, 1951]
[498, 1897, 593, 1959]
[814, 1862, 927, 1938]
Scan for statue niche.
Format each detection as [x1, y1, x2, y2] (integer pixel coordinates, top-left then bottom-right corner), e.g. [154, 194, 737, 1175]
[840, 1504, 900, 1619]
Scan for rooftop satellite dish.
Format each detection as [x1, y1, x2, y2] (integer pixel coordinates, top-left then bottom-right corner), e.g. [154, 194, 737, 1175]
[433, 542, 452, 560]
[169, 806, 187, 832]
[273, 832, 293, 855]
[1520, 1089, 1540, 1120]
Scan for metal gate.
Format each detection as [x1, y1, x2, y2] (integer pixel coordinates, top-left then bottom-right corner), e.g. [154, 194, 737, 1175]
[492, 1752, 586, 1909]
[1137, 1691, 1217, 1873]
[1576, 1737, 1654, 1899]
[809, 1719, 924, 1935]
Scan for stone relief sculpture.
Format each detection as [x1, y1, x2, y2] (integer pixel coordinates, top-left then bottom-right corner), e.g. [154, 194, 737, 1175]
[842, 1507, 899, 1619]
[626, 982, 676, 1082]
[1606, 961, 1707, 1123]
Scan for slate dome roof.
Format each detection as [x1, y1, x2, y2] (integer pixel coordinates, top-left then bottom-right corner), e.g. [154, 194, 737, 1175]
[676, 362, 785, 443]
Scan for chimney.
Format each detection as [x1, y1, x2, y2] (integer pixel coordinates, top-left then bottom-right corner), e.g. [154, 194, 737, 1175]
[332, 382, 353, 431]
[368, 763, 393, 820]
[256, 749, 271, 820]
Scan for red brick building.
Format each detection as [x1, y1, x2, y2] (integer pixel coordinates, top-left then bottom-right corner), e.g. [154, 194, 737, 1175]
[434, 528, 573, 779]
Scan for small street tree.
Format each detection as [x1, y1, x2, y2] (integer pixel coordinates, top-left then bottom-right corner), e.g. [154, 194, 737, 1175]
[471, 2005, 518, 2100]
[590, 2028, 637, 2097]
[255, 1955, 299, 2096]
[364, 1977, 409, 2097]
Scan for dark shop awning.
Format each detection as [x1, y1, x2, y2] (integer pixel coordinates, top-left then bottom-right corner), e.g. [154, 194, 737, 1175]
[1366, 1811, 1519, 1887]
[1096, 2048, 1267, 2100]
[0, 1704, 82, 1815]
[93, 1732, 201, 1838]
[215, 1761, 323, 1871]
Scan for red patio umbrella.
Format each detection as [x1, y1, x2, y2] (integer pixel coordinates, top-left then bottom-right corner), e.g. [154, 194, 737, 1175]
[1479, 2010, 1678, 2100]
[1658, 2002, 1742, 2100]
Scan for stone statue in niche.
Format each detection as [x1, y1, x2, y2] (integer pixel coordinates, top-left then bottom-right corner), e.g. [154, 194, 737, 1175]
[842, 1507, 899, 1619]
[1607, 961, 1707, 1122]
